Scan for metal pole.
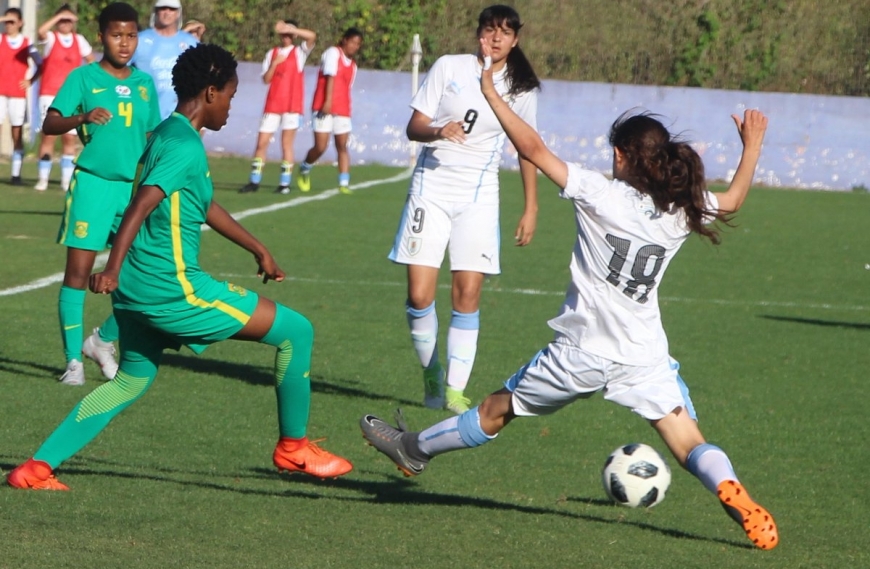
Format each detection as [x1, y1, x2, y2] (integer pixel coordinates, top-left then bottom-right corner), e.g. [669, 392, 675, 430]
[409, 34, 422, 166]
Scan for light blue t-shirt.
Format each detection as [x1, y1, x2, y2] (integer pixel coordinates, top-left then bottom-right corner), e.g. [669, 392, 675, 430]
[131, 28, 198, 119]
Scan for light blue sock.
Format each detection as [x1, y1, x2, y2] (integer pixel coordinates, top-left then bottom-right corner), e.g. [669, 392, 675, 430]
[300, 161, 313, 174]
[38, 158, 52, 182]
[338, 172, 350, 187]
[250, 158, 264, 184]
[417, 406, 495, 456]
[279, 161, 292, 186]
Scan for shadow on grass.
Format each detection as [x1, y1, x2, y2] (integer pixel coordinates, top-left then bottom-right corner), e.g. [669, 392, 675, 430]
[159, 352, 421, 407]
[760, 314, 870, 330]
[0, 454, 752, 551]
[0, 355, 65, 379]
[0, 209, 63, 216]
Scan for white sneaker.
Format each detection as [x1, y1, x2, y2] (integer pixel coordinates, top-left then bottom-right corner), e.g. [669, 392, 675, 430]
[34, 179, 48, 191]
[82, 327, 119, 380]
[59, 359, 85, 386]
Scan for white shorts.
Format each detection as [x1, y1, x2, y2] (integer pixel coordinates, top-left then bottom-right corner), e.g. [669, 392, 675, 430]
[38, 95, 76, 135]
[388, 193, 501, 274]
[0, 96, 27, 127]
[258, 112, 301, 133]
[312, 113, 351, 135]
[506, 335, 697, 421]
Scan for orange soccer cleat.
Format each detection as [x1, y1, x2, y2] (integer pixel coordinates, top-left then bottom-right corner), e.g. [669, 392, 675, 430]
[7, 459, 70, 491]
[272, 437, 353, 479]
[717, 480, 778, 550]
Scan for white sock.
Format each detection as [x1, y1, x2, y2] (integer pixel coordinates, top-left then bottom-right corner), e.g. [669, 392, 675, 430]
[38, 158, 52, 183]
[686, 443, 738, 494]
[407, 301, 439, 369]
[12, 150, 23, 176]
[446, 310, 479, 391]
[61, 155, 75, 188]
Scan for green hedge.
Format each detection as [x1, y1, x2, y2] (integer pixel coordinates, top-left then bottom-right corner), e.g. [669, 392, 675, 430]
[42, 0, 869, 96]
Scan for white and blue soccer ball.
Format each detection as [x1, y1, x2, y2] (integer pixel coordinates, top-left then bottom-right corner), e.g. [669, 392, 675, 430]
[602, 443, 671, 508]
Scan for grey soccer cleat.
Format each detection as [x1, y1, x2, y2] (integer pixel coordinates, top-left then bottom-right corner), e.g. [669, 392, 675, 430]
[360, 414, 429, 477]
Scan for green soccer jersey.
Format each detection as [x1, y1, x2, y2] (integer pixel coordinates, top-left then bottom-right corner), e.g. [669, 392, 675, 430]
[114, 113, 221, 312]
[50, 62, 160, 182]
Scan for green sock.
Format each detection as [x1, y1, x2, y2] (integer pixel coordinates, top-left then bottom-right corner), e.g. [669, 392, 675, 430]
[262, 304, 313, 439]
[34, 368, 156, 468]
[98, 313, 119, 342]
[58, 286, 86, 362]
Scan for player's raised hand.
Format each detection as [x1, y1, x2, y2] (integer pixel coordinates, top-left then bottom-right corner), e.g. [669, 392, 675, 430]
[478, 38, 495, 93]
[89, 270, 119, 295]
[731, 109, 768, 153]
[84, 107, 112, 125]
[255, 250, 285, 284]
[275, 20, 297, 35]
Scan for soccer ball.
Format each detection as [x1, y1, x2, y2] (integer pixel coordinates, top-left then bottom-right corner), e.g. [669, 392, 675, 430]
[602, 443, 671, 508]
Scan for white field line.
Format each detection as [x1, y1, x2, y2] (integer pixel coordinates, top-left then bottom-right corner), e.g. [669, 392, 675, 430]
[212, 273, 870, 313]
[0, 169, 412, 298]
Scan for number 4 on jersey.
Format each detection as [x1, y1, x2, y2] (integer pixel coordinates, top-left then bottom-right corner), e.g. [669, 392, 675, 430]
[605, 234, 666, 304]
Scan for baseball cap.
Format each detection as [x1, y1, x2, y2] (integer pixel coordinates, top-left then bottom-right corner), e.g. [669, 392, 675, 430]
[154, 0, 182, 9]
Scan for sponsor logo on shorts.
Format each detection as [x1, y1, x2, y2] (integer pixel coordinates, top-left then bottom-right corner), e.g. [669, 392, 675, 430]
[481, 253, 494, 265]
[138, 86, 150, 102]
[115, 85, 132, 98]
[408, 237, 422, 256]
[74, 221, 88, 239]
[227, 283, 247, 296]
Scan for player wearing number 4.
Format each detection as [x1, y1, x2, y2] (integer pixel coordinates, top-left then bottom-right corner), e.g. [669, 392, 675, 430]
[239, 19, 316, 195]
[388, 5, 540, 414]
[48, 3, 160, 386]
[362, 37, 778, 550]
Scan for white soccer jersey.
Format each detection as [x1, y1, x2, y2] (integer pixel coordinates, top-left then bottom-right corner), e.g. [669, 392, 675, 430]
[548, 163, 719, 366]
[410, 53, 538, 204]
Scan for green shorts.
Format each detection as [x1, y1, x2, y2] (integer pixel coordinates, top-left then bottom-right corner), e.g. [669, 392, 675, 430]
[114, 282, 260, 355]
[57, 168, 133, 251]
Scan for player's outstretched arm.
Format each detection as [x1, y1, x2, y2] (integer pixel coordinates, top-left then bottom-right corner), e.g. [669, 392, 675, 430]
[43, 107, 112, 135]
[478, 39, 567, 189]
[714, 109, 768, 214]
[90, 185, 166, 295]
[206, 201, 285, 284]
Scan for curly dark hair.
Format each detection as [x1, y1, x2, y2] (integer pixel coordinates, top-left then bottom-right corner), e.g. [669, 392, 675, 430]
[172, 43, 238, 102]
[98, 3, 137, 34]
[609, 111, 727, 243]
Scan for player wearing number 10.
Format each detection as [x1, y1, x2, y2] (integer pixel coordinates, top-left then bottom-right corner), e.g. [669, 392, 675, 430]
[47, 2, 160, 387]
[388, 5, 540, 414]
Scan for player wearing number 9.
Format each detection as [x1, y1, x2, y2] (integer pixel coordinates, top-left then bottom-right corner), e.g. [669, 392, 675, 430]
[45, 2, 161, 387]
[387, 5, 541, 415]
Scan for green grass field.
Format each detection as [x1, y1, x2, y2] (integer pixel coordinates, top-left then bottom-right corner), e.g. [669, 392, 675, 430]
[0, 159, 867, 568]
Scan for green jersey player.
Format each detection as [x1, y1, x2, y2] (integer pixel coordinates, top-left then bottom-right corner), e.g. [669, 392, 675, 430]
[8, 43, 352, 491]
[46, 2, 160, 387]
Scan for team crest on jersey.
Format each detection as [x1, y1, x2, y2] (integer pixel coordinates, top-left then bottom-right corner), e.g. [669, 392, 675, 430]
[138, 86, 150, 101]
[179, 42, 190, 50]
[408, 237, 422, 256]
[115, 85, 132, 98]
[227, 283, 248, 296]
[74, 221, 88, 239]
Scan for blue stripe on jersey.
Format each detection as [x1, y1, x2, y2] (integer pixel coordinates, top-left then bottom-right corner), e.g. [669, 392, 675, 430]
[417, 147, 432, 197]
[671, 359, 698, 420]
[388, 196, 412, 260]
[473, 144, 500, 203]
[504, 347, 548, 392]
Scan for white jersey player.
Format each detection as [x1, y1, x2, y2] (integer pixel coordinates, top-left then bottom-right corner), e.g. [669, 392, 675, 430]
[361, 35, 779, 551]
[388, 5, 541, 415]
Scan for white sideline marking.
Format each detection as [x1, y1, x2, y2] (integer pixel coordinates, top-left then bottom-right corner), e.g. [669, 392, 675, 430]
[0, 169, 412, 298]
[213, 274, 870, 313]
